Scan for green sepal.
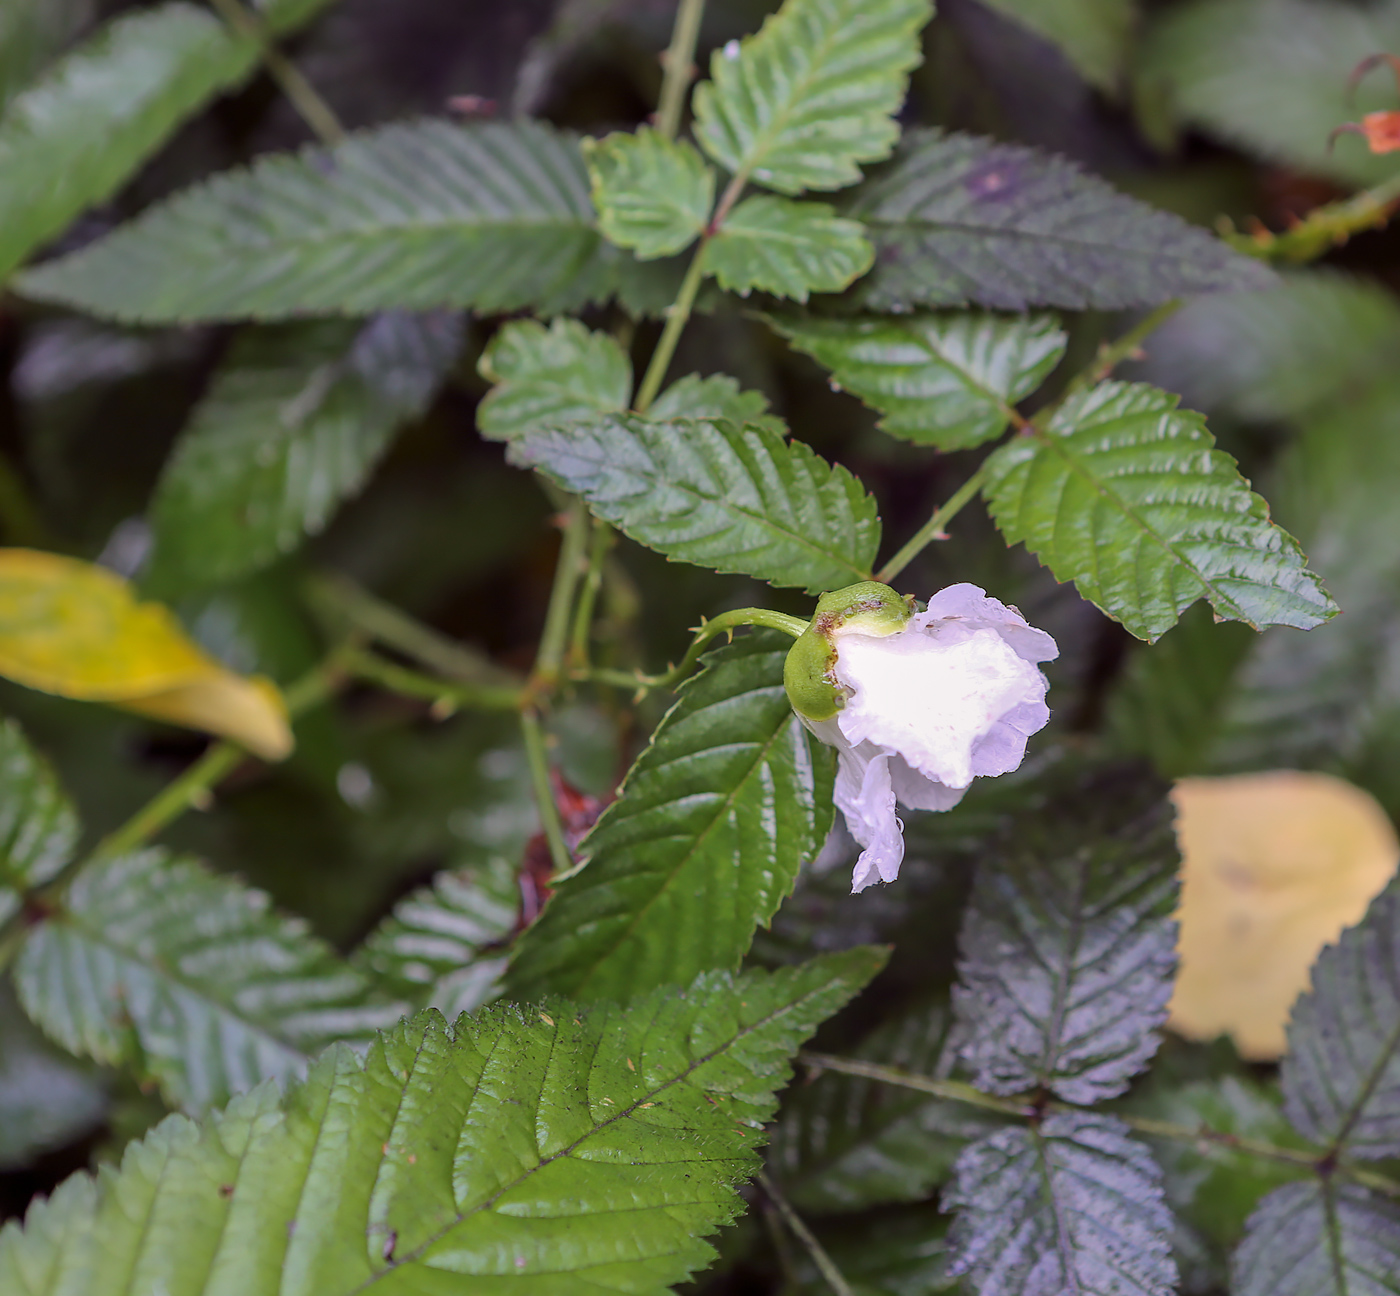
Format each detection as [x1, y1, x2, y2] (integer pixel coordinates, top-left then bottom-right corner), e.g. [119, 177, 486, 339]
[783, 581, 912, 721]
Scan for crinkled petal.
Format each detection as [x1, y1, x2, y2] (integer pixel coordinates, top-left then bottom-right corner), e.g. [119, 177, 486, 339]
[889, 753, 967, 812]
[833, 741, 904, 892]
[920, 582, 1058, 664]
[969, 721, 1031, 779]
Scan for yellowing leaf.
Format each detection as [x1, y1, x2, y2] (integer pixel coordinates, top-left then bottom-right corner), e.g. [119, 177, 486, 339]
[0, 549, 292, 760]
[1168, 771, 1399, 1060]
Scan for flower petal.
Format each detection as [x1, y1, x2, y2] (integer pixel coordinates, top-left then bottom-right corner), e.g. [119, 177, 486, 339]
[921, 582, 1058, 664]
[831, 740, 905, 892]
[889, 754, 967, 812]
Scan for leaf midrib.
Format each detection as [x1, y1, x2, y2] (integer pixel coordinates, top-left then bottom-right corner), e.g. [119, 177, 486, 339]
[861, 215, 1203, 258]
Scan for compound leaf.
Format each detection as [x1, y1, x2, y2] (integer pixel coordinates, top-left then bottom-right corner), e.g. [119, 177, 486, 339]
[585, 126, 714, 259]
[771, 311, 1066, 450]
[0, 950, 883, 1296]
[13, 849, 404, 1113]
[507, 633, 834, 1002]
[508, 413, 880, 592]
[0, 719, 76, 929]
[954, 764, 1179, 1104]
[982, 381, 1337, 641]
[0, 0, 334, 284]
[703, 196, 872, 301]
[477, 317, 632, 442]
[1282, 881, 1400, 1158]
[147, 312, 461, 595]
[648, 372, 782, 430]
[845, 129, 1274, 311]
[945, 1112, 1177, 1296]
[17, 120, 613, 322]
[1233, 1180, 1400, 1296]
[693, 0, 930, 194]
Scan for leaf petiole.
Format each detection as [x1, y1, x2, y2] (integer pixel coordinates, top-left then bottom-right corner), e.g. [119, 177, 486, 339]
[875, 465, 989, 584]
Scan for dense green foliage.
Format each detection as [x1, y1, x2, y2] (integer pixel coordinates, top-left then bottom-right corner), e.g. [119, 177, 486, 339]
[2, 1, 1399, 1294]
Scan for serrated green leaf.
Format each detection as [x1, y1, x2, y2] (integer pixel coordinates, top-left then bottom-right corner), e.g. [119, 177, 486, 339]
[1233, 1180, 1400, 1296]
[508, 413, 880, 592]
[146, 312, 460, 595]
[585, 126, 714, 259]
[693, 0, 931, 194]
[1143, 0, 1400, 189]
[0, 718, 76, 928]
[982, 380, 1336, 641]
[648, 372, 782, 430]
[477, 317, 632, 442]
[0, 0, 334, 284]
[13, 849, 404, 1113]
[1282, 881, 1400, 1158]
[0, 950, 884, 1295]
[354, 855, 518, 1017]
[704, 196, 872, 302]
[982, 0, 1134, 91]
[507, 633, 834, 1002]
[945, 1112, 1178, 1296]
[770, 1001, 1000, 1212]
[844, 129, 1275, 311]
[17, 120, 614, 322]
[954, 765, 1179, 1104]
[771, 312, 1066, 450]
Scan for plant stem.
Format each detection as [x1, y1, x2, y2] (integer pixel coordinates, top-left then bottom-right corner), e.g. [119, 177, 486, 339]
[520, 708, 573, 878]
[568, 519, 615, 670]
[1065, 299, 1184, 398]
[633, 244, 710, 413]
[347, 648, 524, 712]
[757, 1172, 855, 1296]
[875, 466, 989, 585]
[655, 0, 707, 141]
[799, 1052, 1400, 1197]
[534, 501, 591, 689]
[1224, 166, 1400, 263]
[205, 0, 346, 146]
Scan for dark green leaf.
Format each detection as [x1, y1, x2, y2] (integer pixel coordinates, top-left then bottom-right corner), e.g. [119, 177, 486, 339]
[770, 311, 1066, 450]
[585, 126, 713, 259]
[648, 372, 782, 430]
[844, 129, 1275, 311]
[13, 849, 404, 1113]
[704, 196, 873, 302]
[0, 0, 334, 283]
[981, 0, 1134, 91]
[0, 950, 884, 1295]
[770, 1001, 1000, 1211]
[0, 718, 76, 928]
[17, 120, 613, 321]
[1282, 881, 1400, 1158]
[146, 312, 460, 594]
[477, 317, 632, 442]
[507, 633, 834, 1002]
[982, 380, 1337, 641]
[1233, 1180, 1400, 1296]
[692, 0, 932, 194]
[954, 764, 1179, 1103]
[945, 1112, 1178, 1296]
[507, 413, 880, 592]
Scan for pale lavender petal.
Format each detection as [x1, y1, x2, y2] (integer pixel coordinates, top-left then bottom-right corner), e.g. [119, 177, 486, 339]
[890, 754, 968, 812]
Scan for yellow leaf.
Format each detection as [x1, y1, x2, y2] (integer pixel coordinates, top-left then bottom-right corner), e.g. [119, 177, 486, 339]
[1168, 771, 1398, 1060]
[0, 548, 292, 760]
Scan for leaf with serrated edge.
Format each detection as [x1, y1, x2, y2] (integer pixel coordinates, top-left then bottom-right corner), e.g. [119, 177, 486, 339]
[507, 633, 833, 1002]
[0, 720, 76, 929]
[770, 1000, 1000, 1212]
[693, 0, 931, 194]
[147, 312, 460, 595]
[13, 849, 404, 1113]
[704, 196, 872, 302]
[945, 1112, 1178, 1296]
[585, 126, 714, 259]
[772, 312, 1066, 450]
[983, 380, 1336, 642]
[0, 950, 884, 1296]
[1233, 1180, 1400, 1296]
[954, 765, 1179, 1104]
[17, 120, 614, 322]
[0, 0, 334, 284]
[1282, 880, 1400, 1158]
[477, 317, 632, 442]
[648, 372, 783, 431]
[845, 129, 1275, 311]
[508, 413, 879, 592]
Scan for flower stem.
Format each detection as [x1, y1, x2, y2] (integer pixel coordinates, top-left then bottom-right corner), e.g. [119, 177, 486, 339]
[346, 648, 524, 711]
[655, 0, 708, 141]
[756, 1172, 855, 1296]
[875, 466, 989, 584]
[633, 244, 710, 414]
[568, 518, 615, 670]
[533, 500, 591, 689]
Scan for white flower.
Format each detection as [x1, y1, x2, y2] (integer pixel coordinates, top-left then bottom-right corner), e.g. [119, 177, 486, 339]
[786, 582, 1057, 893]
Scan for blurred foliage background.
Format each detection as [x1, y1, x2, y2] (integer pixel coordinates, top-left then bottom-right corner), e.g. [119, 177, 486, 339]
[4, 1, 1400, 1285]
